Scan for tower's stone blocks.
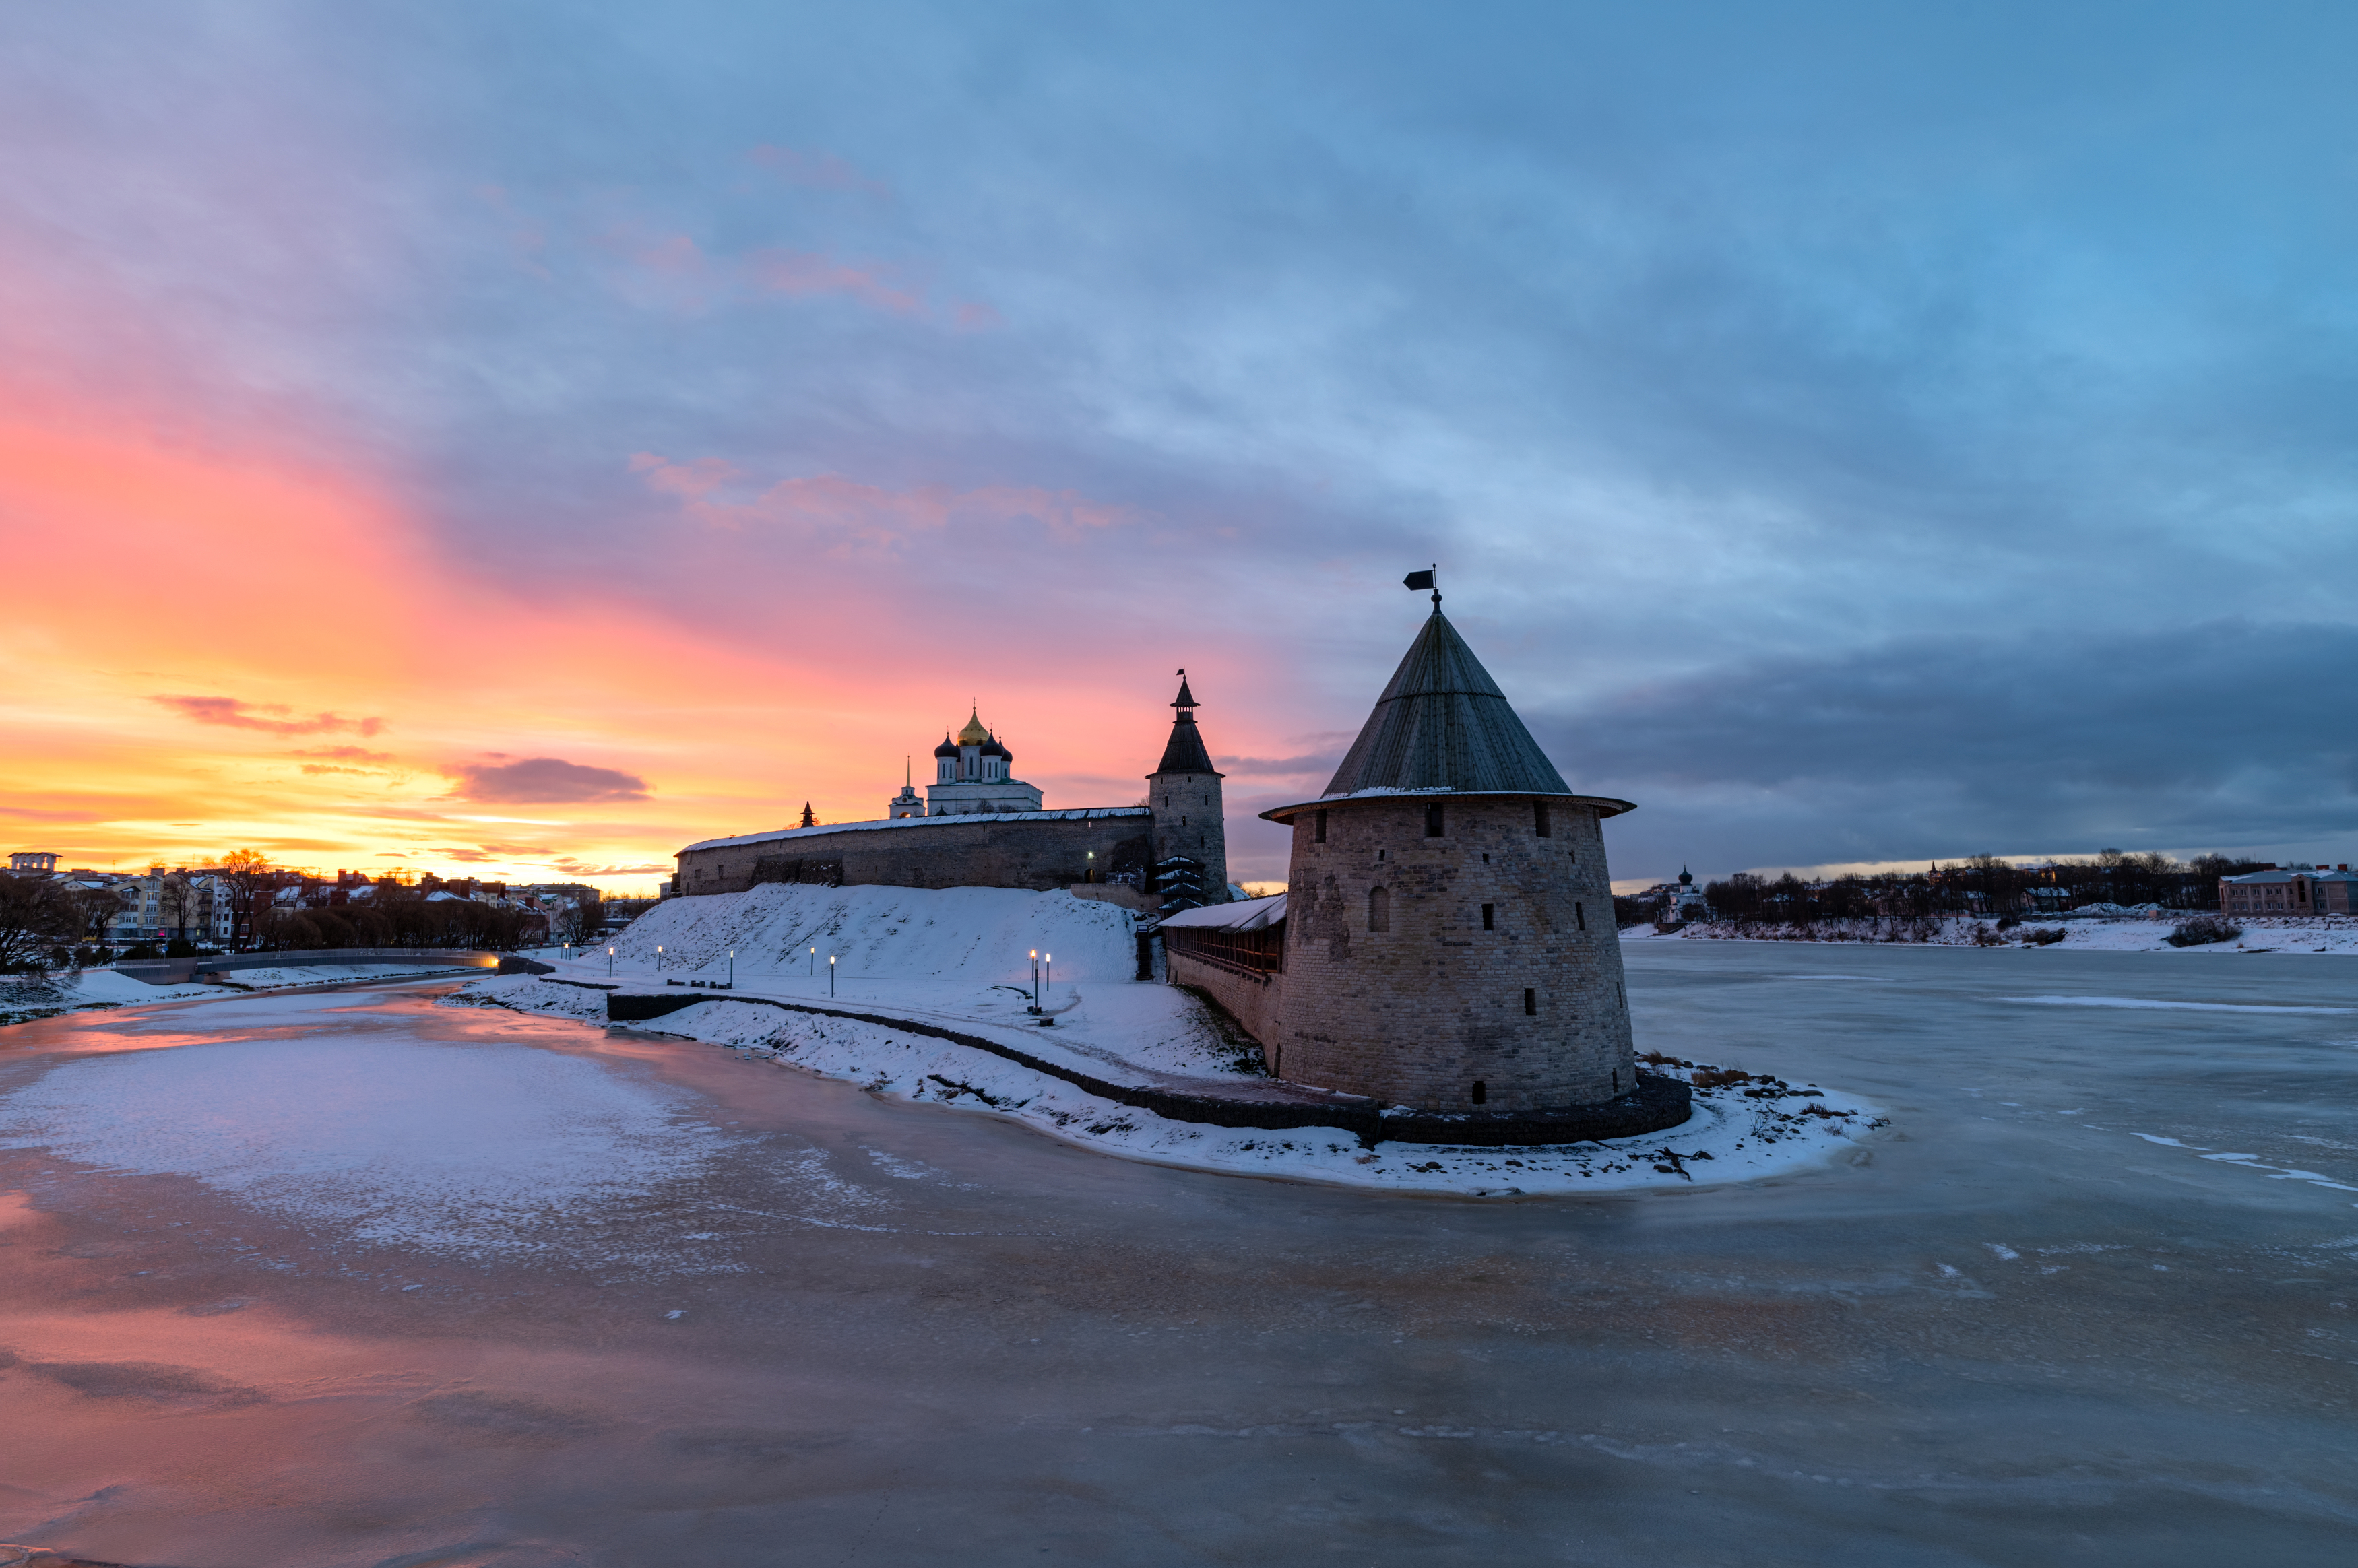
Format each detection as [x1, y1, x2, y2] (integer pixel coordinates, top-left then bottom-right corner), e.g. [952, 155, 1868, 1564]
[1148, 769, 1227, 894]
[1275, 794, 1634, 1111]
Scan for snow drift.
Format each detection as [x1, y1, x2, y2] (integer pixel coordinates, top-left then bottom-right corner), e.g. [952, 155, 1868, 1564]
[608, 884, 1139, 984]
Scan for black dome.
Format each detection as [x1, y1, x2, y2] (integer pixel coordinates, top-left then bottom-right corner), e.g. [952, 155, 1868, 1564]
[932, 735, 958, 758]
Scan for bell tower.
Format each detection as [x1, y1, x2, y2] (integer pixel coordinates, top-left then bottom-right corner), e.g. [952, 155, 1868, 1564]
[1147, 670, 1229, 907]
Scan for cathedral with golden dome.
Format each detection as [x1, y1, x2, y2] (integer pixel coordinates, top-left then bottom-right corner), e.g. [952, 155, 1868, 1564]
[889, 707, 1046, 818]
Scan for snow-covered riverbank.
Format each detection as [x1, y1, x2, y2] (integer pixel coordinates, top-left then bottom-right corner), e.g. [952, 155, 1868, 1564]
[0, 962, 488, 1026]
[470, 972, 1882, 1197]
[1626, 913, 2358, 953]
[474, 883, 1883, 1196]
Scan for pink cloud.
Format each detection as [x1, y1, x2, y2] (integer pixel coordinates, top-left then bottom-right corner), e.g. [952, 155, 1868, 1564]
[744, 248, 924, 315]
[747, 145, 889, 195]
[628, 452, 738, 499]
[156, 695, 385, 737]
[447, 756, 650, 804]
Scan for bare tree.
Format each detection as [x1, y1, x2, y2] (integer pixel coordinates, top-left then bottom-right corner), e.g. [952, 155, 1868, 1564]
[214, 849, 273, 950]
[559, 894, 604, 946]
[0, 872, 77, 970]
[156, 872, 212, 948]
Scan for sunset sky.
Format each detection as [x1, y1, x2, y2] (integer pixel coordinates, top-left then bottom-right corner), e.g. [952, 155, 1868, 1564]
[5, 3, 2355, 893]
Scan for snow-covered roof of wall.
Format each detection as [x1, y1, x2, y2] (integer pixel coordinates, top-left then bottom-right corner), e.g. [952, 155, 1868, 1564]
[1159, 891, 1285, 931]
[681, 806, 1151, 856]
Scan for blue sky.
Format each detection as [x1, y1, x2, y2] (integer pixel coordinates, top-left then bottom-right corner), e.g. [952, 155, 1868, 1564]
[5, 2, 2354, 886]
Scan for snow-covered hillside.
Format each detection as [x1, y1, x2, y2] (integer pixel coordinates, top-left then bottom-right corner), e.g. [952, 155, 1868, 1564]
[606, 884, 1139, 983]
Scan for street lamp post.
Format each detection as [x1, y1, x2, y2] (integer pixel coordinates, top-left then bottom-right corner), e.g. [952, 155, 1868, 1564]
[1028, 948, 1040, 1012]
[607, 944, 614, 978]
[1044, 952, 1052, 998]
[828, 953, 835, 998]
[808, 945, 816, 977]
[728, 948, 734, 987]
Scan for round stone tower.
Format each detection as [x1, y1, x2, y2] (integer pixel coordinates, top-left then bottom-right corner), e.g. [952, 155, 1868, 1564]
[1261, 604, 1638, 1113]
[1147, 671, 1228, 908]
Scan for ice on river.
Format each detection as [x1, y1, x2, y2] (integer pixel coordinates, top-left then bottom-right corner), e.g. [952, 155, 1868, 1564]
[0, 1031, 734, 1259]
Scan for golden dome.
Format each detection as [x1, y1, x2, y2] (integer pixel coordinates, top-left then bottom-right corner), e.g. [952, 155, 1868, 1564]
[954, 707, 990, 746]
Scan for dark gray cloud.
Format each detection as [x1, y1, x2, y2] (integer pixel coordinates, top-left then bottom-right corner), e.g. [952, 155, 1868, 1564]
[1534, 621, 2358, 878]
[447, 758, 650, 805]
[12, 3, 2358, 876]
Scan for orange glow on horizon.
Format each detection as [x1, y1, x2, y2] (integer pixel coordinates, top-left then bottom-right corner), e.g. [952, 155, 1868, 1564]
[0, 391, 1317, 891]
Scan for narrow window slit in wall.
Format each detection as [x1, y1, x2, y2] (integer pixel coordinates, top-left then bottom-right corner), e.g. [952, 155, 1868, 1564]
[1481, 903, 1494, 930]
[1534, 799, 1552, 837]
[1470, 1080, 1486, 1105]
[1523, 987, 1537, 1015]
[1425, 802, 1444, 837]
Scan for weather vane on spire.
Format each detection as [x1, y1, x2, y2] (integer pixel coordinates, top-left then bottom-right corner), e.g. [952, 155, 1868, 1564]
[1403, 564, 1440, 609]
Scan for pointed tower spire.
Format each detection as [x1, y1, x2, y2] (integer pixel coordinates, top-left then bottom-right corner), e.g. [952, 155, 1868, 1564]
[1154, 668, 1215, 773]
[799, 802, 817, 828]
[1321, 609, 1575, 797]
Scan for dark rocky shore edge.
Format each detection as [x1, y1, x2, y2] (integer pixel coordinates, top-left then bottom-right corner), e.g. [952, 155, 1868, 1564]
[578, 982, 1692, 1148]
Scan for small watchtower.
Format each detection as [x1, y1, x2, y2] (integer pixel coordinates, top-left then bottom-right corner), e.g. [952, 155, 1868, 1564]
[1147, 671, 1228, 907]
[1260, 581, 1638, 1113]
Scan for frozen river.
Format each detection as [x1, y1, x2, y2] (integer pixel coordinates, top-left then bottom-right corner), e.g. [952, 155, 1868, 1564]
[1, 942, 2353, 1566]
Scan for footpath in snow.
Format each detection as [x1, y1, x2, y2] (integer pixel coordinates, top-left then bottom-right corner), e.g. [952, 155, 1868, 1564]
[476, 884, 1882, 1198]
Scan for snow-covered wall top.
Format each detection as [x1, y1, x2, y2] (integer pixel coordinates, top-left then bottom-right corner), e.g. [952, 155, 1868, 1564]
[1159, 892, 1286, 932]
[610, 882, 1139, 983]
[682, 806, 1149, 855]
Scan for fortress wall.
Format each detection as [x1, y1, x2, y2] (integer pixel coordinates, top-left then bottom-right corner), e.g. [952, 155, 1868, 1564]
[1164, 951, 1284, 1066]
[676, 813, 1155, 897]
[1278, 796, 1635, 1113]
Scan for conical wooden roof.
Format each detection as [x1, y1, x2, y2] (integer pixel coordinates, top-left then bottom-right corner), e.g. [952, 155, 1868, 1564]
[1151, 673, 1218, 775]
[1323, 609, 1574, 796]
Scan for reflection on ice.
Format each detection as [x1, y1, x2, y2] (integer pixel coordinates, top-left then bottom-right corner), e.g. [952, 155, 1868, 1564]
[2003, 993, 2356, 1013]
[0, 1029, 737, 1261]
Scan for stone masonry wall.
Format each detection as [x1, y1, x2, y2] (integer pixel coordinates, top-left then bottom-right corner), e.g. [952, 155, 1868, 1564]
[1278, 795, 1634, 1112]
[676, 812, 1155, 897]
[1165, 948, 1283, 1061]
[1148, 769, 1228, 896]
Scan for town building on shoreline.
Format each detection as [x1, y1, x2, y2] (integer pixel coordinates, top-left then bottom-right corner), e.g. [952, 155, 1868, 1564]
[2219, 865, 2358, 916]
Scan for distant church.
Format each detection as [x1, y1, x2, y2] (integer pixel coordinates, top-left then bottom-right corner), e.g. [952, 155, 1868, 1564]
[674, 675, 1229, 907]
[887, 708, 1044, 818]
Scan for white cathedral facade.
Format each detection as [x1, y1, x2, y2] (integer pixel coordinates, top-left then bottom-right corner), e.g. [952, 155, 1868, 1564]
[887, 708, 1047, 818]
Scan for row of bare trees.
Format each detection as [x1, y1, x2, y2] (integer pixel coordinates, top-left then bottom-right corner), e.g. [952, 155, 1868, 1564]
[2, 848, 609, 969]
[1618, 851, 2273, 928]
[254, 897, 531, 953]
